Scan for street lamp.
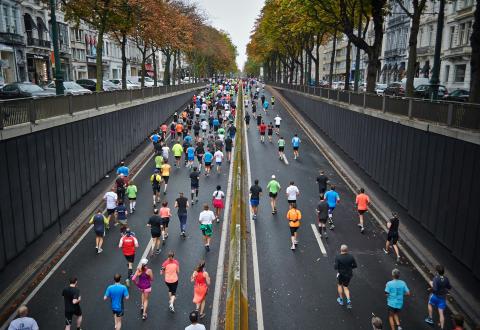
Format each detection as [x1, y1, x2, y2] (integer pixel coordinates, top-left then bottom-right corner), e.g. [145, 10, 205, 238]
[49, 0, 64, 95]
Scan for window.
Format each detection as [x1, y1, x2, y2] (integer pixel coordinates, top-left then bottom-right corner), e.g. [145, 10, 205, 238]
[449, 26, 455, 48]
[454, 64, 466, 82]
[459, 23, 465, 46]
[428, 25, 434, 46]
[444, 65, 450, 82]
[463, 0, 473, 8]
[1, 4, 17, 33]
[465, 21, 472, 45]
[419, 28, 424, 46]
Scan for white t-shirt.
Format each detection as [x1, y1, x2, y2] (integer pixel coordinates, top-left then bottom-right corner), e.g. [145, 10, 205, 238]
[214, 151, 224, 162]
[274, 116, 282, 126]
[218, 134, 225, 141]
[104, 191, 118, 209]
[199, 210, 216, 225]
[212, 190, 225, 200]
[8, 317, 39, 330]
[195, 107, 201, 115]
[286, 185, 300, 200]
[201, 121, 208, 130]
[225, 110, 231, 118]
[224, 103, 229, 110]
[162, 146, 170, 159]
[201, 103, 207, 111]
[185, 324, 206, 330]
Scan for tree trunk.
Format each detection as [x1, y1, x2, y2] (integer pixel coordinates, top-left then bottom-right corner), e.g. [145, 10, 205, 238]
[95, 27, 105, 92]
[276, 57, 282, 83]
[289, 59, 294, 84]
[354, 7, 362, 91]
[140, 50, 146, 89]
[405, 12, 422, 96]
[329, 31, 337, 87]
[121, 32, 127, 90]
[152, 48, 158, 87]
[172, 50, 177, 86]
[345, 40, 351, 90]
[470, 0, 480, 102]
[315, 34, 320, 86]
[177, 51, 182, 85]
[163, 49, 171, 86]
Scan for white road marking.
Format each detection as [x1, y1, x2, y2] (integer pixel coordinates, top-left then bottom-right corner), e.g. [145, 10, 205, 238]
[282, 154, 289, 165]
[310, 224, 327, 256]
[244, 110, 265, 330]
[1, 151, 155, 330]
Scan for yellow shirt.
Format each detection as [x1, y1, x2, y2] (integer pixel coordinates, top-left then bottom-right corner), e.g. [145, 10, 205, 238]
[287, 208, 302, 228]
[161, 164, 171, 177]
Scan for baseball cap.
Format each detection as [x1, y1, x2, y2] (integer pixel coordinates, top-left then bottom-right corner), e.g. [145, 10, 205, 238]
[140, 258, 148, 266]
[271, 175, 276, 179]
[154, 169, 160, 173]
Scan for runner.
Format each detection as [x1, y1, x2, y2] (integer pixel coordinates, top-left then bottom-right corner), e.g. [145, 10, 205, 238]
[125, 181, 137, 214]
[160, 122, 168, 139]
[217, 126, 226, 141]
[252, 101, 257, 118]
[425, 265, 452, 328]
[355, 188, 370, 233]
[291, 134, 301, 160]
[170, 121, 176, 140]
[325, 185, 340, 230]
[316, 194, 329, 238]
[244, 111, 251, 129]
[187, 144, 195, 168]
[334, 244, 357, 309]
[118, 228, 139, 286]
[161, 142, 170, 163]
[286, 204, 302, 250]
[131, 259, 153, 320]
[89, 210, 108, 254]
[159, 201, 171, 241]
[203, 149, 213, 176]
[227, 123, 236, 139]
[385, 268, 410, 330]
[191, 261, 211, 319]
[316, 170, 329, 195]
[278, 136, 286, 160]
[160, 251, 180, 313]
[62, 277, 82, 330]
[115, 174, 127, 202]
[198, 204, 215, 251]
[224, 135, 233, 162]
[274, 114, 281, 135]
[190, 167, 200, 204]
[104, 188, 118, 227]
[263, 99, 269, 114]
[249, 179, 262, 220]
[175, 121, 184, 142]
[8, 306, 39, 330]
[213, 148, 224, 173]
[286, 181, 300, 207]
[383, 211, 401, 262]
[267, 122, 274, 142]
[212, 185, 225, 222]
[116, 161, 129, 177]
[115, 200, 128, 234]
[155, 153, 164, 172]
[147, 209, 162, 256]
[161, 161, 171, 195]
[174, 192, 189, 237]
[259, 121, 267, 143]
[172, 142, 183, 167]
[271, 96, 275, 110]
[150, 169, 162, 207]
[103, 274, 129, 330]
[266, 175, 281, 214]
[256, 112, 262, 128]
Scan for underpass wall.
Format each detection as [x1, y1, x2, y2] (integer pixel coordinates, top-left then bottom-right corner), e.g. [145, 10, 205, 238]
[0, 91, 195, 270]
[278, 88, 480, 279]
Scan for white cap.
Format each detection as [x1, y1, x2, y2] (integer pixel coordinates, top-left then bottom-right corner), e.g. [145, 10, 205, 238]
[140, 258, 148, 265]
[271, 175, 276, 179]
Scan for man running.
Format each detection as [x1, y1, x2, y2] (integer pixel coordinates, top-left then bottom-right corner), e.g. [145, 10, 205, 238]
[334, 244, 357, 309]
[8, 306, 39, 330]
[278, 136, 286, 160]
[249, 179, 262, 220]
[266, 175, 281, 214]
[147, 209, 162, 255]
[198, 204, 216, 251]
[63, 277, 83, 330]
[291, 134, 301, 160]
[383, 211, 401, 262]
[104, 188, 118, 227]
[224, 135, 233, 162]
[286, 181, 300, 207]
[119, 228, 139, 285]
[274, 114, 281, 135]
[244, 112, 251, 129]
[325, 185, 340, 230]
[316, 194, 329, 238]
[116, 161, 129, 177]
[115, 200, 128, 234]
[355, 188, 370, 233]
[203, 149, 213, 176]
[175, 192, 189, 237]
[186, 145, 195, 168]
[256, 112, 262, 128]
[267, 122, 274, 142]
[190, 167, 200, 204]
[259, 121, 267, 143]
[104, 274, 129, 330]
[125, 181, 137, 213]
[150, 169, 162, 207]
[172, 142, 183, 167]
[286, 204, 302, 250]
[385, 269, 410, 330]
[271, 96, 275, 110]
[316, 170, 329, 195]
[213, 149, 224, 173]
[425, 265, 452, 329]
[89, 210, 108, 254]
[263, 99, 269, 114]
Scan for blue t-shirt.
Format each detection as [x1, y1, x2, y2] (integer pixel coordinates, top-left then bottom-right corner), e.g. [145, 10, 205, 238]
[151, 134, 160, 143]
[187, 147, 195, 158]
[116, 166, 129, 176]
[263, 101, 269, 109]
[184, 135, 193, 145]
[115, 205, 128, 220]
[204, 152, 213, 163]
[292, 137, 301, 147]
[105, 284, 129, 311]
[325, 190, 339, 208]
[385, 279, 409, 309]
[213, 119, 220, 127]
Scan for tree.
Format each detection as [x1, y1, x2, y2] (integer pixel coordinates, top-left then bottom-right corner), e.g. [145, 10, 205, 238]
[470, 0, 480, 103]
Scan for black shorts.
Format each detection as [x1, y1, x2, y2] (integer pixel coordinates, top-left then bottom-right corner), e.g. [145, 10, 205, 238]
[288, 199, 297, 204]
[289, 227, 298, 236]
[358, 210, 367, 215]
[113, 310, 124, 317]
[65, 308, 82, 325]
[191, 184, 199, 190]
[279, 147, 285, 152]
[268, 131, 273, 136]
[318, 217, 327, 224]
[124, 254, 135, 263]
[337, 274, 351, 287]
[269, 192, 278, 198]
[197, 155, 204, 162]
[175, 155, 181, 160]
[293, 146, 299, 151]
[260, 132, 265, 136]
[275, 125, 280, 128]
[225, 147, 232, 152]
[387, 232, 399, 244]
[152, 185, 161, 193]
[163, 176, 169, 184]
[107, 208, 115, 215]
[95, 230, 105, 237]
[388, 306, 401, 314]
[166, 281, 178, 295]
[128, 197, 136, 201]
[151, 230, 161, 238]
[161, 218, 170, 227]
[205, 162, 212, 167]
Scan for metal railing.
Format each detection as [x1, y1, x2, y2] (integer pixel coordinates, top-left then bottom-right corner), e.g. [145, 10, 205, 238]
[0, 83, 204, 129]
[268, 82, 480, 130]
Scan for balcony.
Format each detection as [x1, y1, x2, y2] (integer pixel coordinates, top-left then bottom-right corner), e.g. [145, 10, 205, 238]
[0, 32, 25, 46]
[417, 46, 434, 56]
[443, 45, 472, 59]
[27, 36, 51, 48]
[388, 15, 410, 27]
[384, 48, 407, 58]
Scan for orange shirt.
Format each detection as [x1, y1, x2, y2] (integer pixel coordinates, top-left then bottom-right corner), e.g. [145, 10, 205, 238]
[159, 207, 171, 218]
[356, 193, 370, 211]
[176, 123, 184, 133]
[287, 208, 302, 228]
[162, 259, 179, 283]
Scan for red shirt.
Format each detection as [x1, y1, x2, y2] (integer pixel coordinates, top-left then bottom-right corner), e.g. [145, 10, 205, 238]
[120, 235, 138, 256]
[259, 124, 267, 133]
[160, 124, 167, 132]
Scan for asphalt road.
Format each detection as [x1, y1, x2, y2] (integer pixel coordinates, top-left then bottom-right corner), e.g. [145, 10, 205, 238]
[24, 136, 231, 329]
[244, 88, 452, 330]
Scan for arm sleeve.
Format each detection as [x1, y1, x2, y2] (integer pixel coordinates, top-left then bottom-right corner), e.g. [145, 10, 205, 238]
[352, 257, 358, 269]
[334, 256, 338, 270]
[89, 216, 93, 224]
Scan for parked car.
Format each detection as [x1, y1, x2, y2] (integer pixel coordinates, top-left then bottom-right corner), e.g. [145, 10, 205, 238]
[109, 79, 141, 90]
[384, 82, 405, 97]
[76, 79, 120, 92]
[401, 77, 430, 89]
[375, 83, 388, 96]
[331, 81, 345, 90]
[443, 89, 469, 102]
[44, 81, 92, 95]
[0, 82, 56, 99]
[129, 76, 155, 87]
[413, 84, 448, 99]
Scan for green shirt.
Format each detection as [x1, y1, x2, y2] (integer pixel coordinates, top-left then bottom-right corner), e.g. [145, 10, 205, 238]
[278, 139, 286, 147]
[267, 180, 281, 194]
[126, 185, 137, 198]
[218, 128, 225, 135]
[155, 155, 164, 168]
[172, 143, 183, 157]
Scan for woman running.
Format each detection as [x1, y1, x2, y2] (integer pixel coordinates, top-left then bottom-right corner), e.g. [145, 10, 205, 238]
[160, 201, 171, 241]
[132, 258, 153, 320]
[212, 185, 225, 222]
[191, 261, 211, 319]
[160, 251, 180, 313]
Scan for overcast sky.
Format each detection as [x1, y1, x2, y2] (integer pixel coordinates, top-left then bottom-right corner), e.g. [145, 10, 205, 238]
[196, 0, 265, 70]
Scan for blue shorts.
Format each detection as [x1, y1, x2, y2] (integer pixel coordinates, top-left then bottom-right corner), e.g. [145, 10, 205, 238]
[188, 156, 194, 161]
[328, 206, 336, 213]
[250, 199, 259, 206]
[428, 294, 447, 310]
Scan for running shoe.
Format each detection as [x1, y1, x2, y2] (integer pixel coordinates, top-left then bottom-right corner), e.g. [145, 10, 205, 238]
[336, 297, 344, 306]
[169, 304, 175, 313]
[424, 317, 434, 325]
[346, 300, 352, 309]
[290, 244, 295, 250]
[383, 248, 389, 254]
[98, 248, 103, 254]
[360, 227, 365, 234]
